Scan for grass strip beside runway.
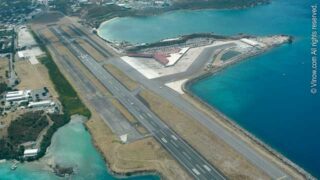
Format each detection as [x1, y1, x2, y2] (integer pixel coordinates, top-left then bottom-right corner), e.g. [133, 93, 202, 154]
[27, 30, 91, 160]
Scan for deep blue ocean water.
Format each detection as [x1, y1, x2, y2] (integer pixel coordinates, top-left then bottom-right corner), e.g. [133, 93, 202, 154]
[98, 0, 320, 177]
[0, 119, 160, 180]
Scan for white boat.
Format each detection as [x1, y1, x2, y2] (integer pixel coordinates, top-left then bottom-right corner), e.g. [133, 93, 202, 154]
[10, 162, 18, 171]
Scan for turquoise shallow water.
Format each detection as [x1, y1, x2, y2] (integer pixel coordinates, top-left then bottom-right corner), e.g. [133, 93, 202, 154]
[0, 118, 159, 180]
[99, 0, 320, 177]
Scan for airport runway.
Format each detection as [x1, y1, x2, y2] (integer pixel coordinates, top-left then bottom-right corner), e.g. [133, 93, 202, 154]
[110, 50, 291, 179]
[38, 30, 143, 142]
[68, 25, 113, 58]
[50, 26, 226, 180]
[60, 24, 292, 179]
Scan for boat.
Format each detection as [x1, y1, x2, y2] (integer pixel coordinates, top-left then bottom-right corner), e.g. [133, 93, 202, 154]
[10, 162, 18, 171]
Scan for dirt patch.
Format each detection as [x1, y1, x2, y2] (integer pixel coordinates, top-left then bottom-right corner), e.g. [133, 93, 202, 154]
[15, 60, 58, 98]
[0, 57, 9, 82]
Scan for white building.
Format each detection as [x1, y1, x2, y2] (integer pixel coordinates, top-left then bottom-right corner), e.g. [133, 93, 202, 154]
[28, 100, 55, 108]
[17, 47, 43, 64]
[5, 90, 31, 102]
[24, 148, 39, 158]
[240, 38, 261, 47]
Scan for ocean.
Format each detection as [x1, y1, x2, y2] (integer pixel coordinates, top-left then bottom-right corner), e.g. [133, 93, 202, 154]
[0, 118, 159, 180]
[98, 0, 320, 177]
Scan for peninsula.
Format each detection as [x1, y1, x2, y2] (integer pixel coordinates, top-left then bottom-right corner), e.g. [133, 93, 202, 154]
[0, 0, 316, 179]
[29, 9, 312, 179]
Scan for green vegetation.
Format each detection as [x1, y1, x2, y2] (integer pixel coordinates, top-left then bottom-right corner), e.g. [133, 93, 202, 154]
[80, 0, 270, 28]
[19, 30, 91, 161]
[84, 5, 132, 28]
[8, 111, 48, 145]
[86, 5, 128, 19]
[0, 82, 8, 94]
[51, 0, 73, 14]
[39, 56, 90, 117]
[0, 111, 48, 160]
[35, 113, 69, 159]
[31, 30, 90, 118]
[0, 0, 32, 10]
[0, 29, 15, 54]
[0, 0, 35, 24]
[0, 29, 13, 36]
[173, 0, 270, 9]
[0, 139, 21, 160]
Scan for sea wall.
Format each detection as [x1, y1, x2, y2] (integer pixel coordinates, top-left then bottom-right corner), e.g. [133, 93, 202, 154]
[182, 46, 315, 180]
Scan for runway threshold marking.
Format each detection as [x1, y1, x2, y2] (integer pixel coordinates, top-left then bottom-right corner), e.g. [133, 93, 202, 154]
[161, 137, 168, 143]
[192, 168, 201, 176]
[171, 135, 178, 140]
[203, 164, 212, 172]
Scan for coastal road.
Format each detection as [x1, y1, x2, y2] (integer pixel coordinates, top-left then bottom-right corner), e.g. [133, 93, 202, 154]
[59, 25, 292, 179]
[50, 26, 226, 180]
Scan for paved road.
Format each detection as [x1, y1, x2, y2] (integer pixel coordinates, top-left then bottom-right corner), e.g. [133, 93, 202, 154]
[68, 25, 113, 58]
[51, 26, 226, 180]
[38, 30, 142, 142]
[110, 50, 291, 179]
[62, 25, 293, 179]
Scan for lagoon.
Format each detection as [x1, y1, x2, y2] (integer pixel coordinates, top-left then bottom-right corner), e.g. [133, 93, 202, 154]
[98, 0, 320, 177]
[0, 117, 159, 180]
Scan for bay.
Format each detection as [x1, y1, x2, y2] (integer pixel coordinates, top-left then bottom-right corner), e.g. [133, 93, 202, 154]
[98, 0, 320, 177]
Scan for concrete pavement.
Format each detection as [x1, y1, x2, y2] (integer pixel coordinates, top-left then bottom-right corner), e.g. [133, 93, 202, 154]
[68, 26, 292, 179]
[50, 26, 226, 180]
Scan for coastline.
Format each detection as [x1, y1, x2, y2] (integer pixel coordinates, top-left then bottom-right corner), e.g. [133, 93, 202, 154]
[181, 50, 315, 180]
[35, 5, 317, 178]
[85, 0, 270, 28]
[83, 113, 190, 180]
[93, 23, 316, 178]
[84, 122, 162, 180]
[91, 17, 315, 179]
[94, 33, 315, 179]
[27, 12, 189, 180]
